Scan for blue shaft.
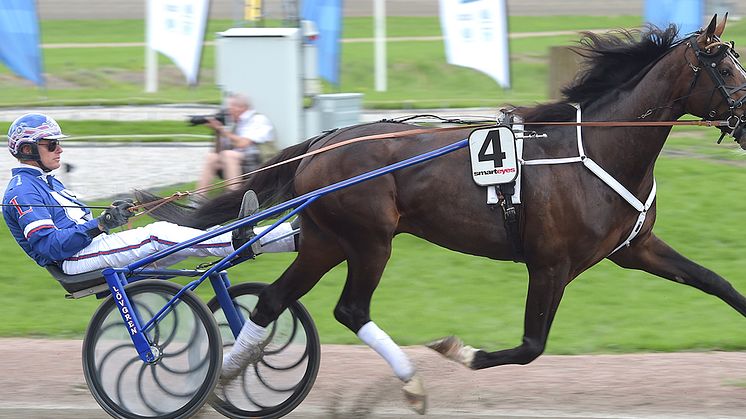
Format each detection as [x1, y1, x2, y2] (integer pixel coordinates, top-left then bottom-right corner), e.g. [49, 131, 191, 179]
[200, 198, 316, 281]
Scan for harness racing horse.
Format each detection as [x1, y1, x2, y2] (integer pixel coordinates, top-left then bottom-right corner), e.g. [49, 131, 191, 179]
[149, 16, 746, 414]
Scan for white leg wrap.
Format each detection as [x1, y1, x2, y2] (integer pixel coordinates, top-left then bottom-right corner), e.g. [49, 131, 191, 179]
[234, 318, 267, 348]
[222, 318, 267, 375]
[357, 321, 415, 381]
[254, 223, 296, 253]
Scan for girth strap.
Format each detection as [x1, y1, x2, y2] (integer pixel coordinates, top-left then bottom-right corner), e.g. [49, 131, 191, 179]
[495, 182, 524, 263]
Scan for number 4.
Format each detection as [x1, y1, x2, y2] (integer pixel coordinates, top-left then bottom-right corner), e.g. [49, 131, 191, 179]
[478, 130, 505, 168]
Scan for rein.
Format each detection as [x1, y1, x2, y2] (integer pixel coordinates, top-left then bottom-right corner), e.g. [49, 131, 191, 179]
[133, 118, 728, 216]
[134, 123, 494, 215]
[520, 119, 726, 127]
[6, 119, 725, 215]
[0, 203, 111, 210]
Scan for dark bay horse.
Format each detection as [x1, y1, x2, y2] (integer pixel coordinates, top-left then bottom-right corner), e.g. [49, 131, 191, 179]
[150, 16, 746, 414]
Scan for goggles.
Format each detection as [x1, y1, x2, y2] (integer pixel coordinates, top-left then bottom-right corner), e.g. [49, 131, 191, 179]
[39, 139, 60, 152]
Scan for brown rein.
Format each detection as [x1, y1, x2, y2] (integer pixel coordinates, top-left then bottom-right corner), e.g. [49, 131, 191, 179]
[133, 123, 493, 215]
[522, 120, 726, 127]
[132, 118, 728, 216]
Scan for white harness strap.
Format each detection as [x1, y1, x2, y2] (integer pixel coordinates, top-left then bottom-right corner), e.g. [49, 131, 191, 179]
[611, 180, 656, 254]
[519, 104, 656, 255]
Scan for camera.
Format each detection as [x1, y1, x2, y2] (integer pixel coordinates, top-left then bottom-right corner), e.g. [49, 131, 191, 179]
[188, 110, 228, 126]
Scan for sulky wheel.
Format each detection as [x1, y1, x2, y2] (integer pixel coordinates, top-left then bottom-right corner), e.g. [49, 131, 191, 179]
[207, 282, 320, 419]
[82, 280, 222, 419]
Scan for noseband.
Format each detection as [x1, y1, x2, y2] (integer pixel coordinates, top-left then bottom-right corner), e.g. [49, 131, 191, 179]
[686, 33, 746, 139]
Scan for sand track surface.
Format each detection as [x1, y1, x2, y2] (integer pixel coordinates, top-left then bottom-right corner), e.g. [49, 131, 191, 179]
[1, 339, 746, 418]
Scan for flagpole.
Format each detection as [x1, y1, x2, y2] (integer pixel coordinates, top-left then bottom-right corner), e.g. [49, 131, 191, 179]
[374, 0, 386, 92]
[145, 0, 158, 93]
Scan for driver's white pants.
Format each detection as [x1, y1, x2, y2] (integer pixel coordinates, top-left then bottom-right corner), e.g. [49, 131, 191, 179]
[61, 221, 295, 275]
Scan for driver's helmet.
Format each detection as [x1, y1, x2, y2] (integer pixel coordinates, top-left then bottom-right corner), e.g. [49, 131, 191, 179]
[7, 113, 68, 160]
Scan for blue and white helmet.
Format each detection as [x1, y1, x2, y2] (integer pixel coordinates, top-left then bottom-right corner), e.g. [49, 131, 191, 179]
[7, 113, 68, 160]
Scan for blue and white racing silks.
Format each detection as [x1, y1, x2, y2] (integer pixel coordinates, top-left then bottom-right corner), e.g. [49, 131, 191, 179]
[2, 164, 100, 267]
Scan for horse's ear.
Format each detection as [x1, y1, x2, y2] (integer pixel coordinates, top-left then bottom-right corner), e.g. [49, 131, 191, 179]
[705, 14, 718, 35]
[696, 15, 718, 45]
[714, 12, 728, 37]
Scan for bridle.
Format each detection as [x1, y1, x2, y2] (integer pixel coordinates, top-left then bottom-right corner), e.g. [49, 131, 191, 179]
[684, 33, 746, 141]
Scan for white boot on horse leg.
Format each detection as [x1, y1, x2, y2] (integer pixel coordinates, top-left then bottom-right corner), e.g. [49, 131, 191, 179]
[426, 336, 478, 368]
[357, 321, 428, 415]
[221, 318, 269, 383]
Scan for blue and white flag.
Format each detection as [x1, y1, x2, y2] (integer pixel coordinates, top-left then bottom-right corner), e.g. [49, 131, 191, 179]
[0, 0, 44, 86]
[302, 0, 343, 85]
[147, 0, 210, 85]
[645, 0, 703, 38]
[439, 0, 510, 88]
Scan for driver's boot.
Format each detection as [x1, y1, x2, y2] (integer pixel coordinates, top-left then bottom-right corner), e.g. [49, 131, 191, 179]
[232, 190, 260, 258]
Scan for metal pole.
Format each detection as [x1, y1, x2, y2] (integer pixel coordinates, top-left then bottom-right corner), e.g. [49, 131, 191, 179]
[145, 0, 158, 93]
[374, 0, 387, 91]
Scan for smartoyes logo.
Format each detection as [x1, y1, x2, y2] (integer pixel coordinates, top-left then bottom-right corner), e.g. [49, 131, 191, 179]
[473, 167, 516, 176]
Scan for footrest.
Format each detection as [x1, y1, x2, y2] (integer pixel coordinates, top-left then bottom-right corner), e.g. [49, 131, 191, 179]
[46, 265, 107, 294]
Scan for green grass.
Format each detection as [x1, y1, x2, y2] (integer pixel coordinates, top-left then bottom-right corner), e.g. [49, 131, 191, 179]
[0, 15, 673, 108]
[58, 120, 211, 138]
[38, 16, 644, 44]
[3, 131, 746, 353]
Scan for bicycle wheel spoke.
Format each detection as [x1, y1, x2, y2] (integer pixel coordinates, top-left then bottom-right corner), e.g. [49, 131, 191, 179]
[138, 363, 167, 415]
[264, 311, 299, 356]
[254, 361, 300, 393]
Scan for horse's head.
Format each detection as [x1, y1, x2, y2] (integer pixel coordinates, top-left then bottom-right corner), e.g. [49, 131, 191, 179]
[682, 14, 746, 148]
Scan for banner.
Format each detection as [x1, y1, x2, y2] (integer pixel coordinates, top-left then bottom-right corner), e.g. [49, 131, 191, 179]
[439, 0, 510, 88]
[644, 0, 703, 38]
[0, 0, 43, 86]
[301, 0, 343, 85]
[147, 0, 210, 85]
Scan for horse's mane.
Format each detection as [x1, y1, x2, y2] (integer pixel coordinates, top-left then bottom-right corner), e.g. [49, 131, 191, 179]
[518, 24, 681, 123]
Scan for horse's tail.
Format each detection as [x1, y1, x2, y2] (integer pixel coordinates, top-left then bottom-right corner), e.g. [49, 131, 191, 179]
[134, 138, 314, 229]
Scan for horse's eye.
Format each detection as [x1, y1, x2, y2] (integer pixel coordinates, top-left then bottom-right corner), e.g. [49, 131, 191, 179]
[720, 68, 733, 77]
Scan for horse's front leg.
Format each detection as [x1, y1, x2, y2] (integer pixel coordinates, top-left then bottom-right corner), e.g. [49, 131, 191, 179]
[221, 217, 345, 381]
[428, 263, 569, 370]
[609, 233, 746, 316]
[333, 233, 428, 415]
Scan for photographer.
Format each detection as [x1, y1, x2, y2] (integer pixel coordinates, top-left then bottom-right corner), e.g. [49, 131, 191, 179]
[196, 93, 277, 195]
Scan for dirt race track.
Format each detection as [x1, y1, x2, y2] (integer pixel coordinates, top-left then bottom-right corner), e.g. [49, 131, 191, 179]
[2, 339, 746, 418]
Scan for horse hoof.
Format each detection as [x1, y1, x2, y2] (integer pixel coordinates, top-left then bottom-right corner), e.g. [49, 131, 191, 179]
[426, 335, 459, 354]
[426, 336, 476, 368]
[402, 374, 427, 415]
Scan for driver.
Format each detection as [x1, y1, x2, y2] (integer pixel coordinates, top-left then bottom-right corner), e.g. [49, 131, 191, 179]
[2, 113, 296, 275]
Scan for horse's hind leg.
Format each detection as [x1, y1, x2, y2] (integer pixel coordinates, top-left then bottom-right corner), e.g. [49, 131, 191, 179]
[429, 263, 570, 370]
[609, 232, 746, 316]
